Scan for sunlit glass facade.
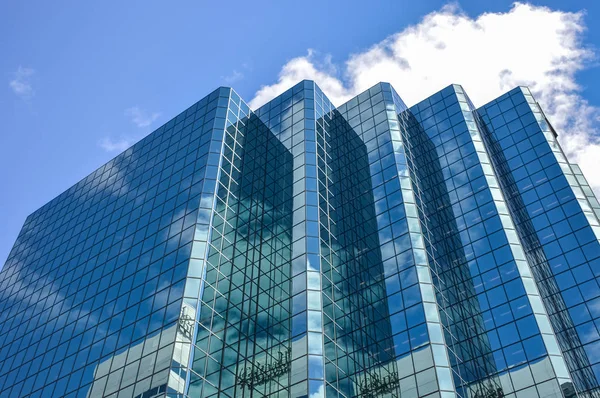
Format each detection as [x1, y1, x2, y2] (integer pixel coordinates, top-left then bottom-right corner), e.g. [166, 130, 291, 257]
[0, 81, 599, 398]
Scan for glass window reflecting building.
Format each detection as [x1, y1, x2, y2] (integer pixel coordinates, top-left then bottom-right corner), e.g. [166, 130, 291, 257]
[1, 80, 600, 398]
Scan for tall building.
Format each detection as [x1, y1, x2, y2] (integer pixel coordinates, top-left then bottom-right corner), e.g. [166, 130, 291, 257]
[0, 80, 599, 398]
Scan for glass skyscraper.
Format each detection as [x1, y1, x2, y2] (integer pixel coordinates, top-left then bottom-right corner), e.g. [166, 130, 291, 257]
[1, 80, 600, 398]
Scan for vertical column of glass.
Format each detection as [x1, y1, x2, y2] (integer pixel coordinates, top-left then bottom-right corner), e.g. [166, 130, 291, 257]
[313, 84, 338, 398]
[321, 91, 399, 398]
[477, 86, 600, 395]
[402, 97, 499, 397]
[332, 83, 456, 397]
[286, 81, 325, 398]
[523, 89, 600, 395]
[464, 85, 572, 396]
[190, 89, 293, 398]
[406, 84, 573, 397]
[380, 84, 457, 397]
[397, 87, 475, 391]
[453, 86, 574, 394]
[164, 88, 241, 397]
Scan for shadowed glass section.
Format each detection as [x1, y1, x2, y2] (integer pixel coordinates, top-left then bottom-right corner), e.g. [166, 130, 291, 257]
[321, 96, 397, 397]
[187, 93, 294, 398]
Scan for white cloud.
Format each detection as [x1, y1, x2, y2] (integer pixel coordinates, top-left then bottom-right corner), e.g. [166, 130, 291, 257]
[125, 106, 160, 128]
[222, 69, 244, 84]
[249, 49, 350, 109]
[98, 136, 136, 153]
[9, 66, 35, 99]
[249, 3, 600, 197]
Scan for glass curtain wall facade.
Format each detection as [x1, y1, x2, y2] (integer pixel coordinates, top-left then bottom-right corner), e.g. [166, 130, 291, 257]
[0, 80, 599, 398]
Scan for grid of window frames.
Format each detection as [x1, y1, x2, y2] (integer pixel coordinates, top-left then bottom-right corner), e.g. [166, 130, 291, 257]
[399, 100, 493, 396]
[322, 90, 401, 398]
[0, 87, 233, 398]
[333, 83, 457, 397]
[405, 84, 575, 398]
[186, 89, 294, 398]
[2, 79, 600, 398]
[478, 87, 600, 397]
[254, 82, 327, 398]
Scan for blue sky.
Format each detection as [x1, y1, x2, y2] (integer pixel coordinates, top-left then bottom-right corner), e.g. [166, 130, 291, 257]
[2, 0, 600, 265]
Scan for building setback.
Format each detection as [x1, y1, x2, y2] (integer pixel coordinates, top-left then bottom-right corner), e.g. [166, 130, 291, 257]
[1, 80, 600, 398]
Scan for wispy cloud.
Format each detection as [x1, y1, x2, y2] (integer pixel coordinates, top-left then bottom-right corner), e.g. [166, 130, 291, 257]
[250, 3, 600, 197]
[100, 106, 158, 153]
[125, 106, 160, 128]
[98, 136, 136, 153]
[9, 66, 35, 99]
[222, 69, 244, 84]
